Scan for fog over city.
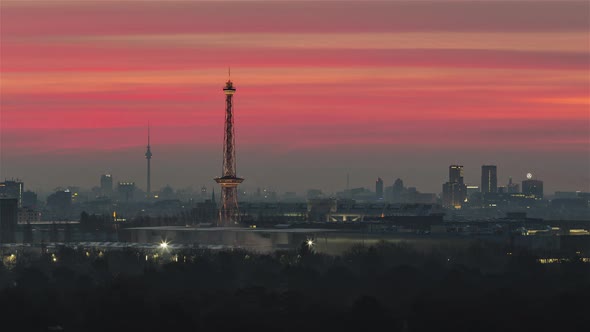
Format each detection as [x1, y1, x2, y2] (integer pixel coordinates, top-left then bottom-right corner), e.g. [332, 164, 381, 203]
[3, 144, 588, 196]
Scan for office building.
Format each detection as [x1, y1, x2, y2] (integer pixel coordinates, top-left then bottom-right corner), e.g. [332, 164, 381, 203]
[0, 198, 18, 243]
[0, 179, 24, 208]
[449, 165, 464, 184]
[18, 208, 41, 223]
[100, 174, 113, 197]
[22, 190, 38, 208]
[442, 165, 467, 209]
[522, 174, 543, 199]
[375, 177, 384, 200]
[118, 182, 136, 202]
[391, 178, 405, 203]
[481, 165, 497, 194]
[47, 190, 72, 211]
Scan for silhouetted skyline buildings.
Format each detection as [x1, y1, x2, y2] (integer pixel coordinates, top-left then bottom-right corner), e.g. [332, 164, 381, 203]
[375, 177, 384, 200]
[2, 160, 589, 230]
[0, 78, 585, 225]
[1, 1, 588, 203]
[523, 177, 544, 199]
[0, 164, 570, 207]
[100, 174, 113, 197]
[481, 165, 498, 194]
[0, 179, 23, 208]
[0, 3, 588, 330]
[442, 165, 467, 209]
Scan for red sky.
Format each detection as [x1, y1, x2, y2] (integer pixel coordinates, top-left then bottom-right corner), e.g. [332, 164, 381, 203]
[1, 0, 589, 195]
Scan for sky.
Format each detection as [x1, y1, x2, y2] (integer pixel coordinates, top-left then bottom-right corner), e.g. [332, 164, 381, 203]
[1, 0, 589, 195]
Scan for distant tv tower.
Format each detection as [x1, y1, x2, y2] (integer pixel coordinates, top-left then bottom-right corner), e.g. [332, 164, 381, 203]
[215, 72, 244, 226]
[145, 123, 152, 199]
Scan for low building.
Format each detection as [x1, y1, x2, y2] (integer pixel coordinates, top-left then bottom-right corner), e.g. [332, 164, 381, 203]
[522, 179, 543, 199]
[18, 208, 41, 224]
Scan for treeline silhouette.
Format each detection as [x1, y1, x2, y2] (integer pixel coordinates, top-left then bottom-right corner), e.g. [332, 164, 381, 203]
[0, 242, 588, 331]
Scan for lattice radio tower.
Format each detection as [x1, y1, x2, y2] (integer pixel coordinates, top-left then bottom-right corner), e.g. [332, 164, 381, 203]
[215, 72, 244, 226]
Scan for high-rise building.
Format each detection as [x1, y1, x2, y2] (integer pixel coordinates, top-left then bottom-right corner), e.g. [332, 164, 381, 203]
[0, 198, 18, 243]
[0, 179, 24, 208]
[100, 174, 113, 196]
[215, 77, 244, 226]
[145, 124, 152, 199]
[117, 182, 136, 202]
[22, 190, 37, 208]
[449, 165, 464, 184]
[375, 177, 384, 200]
[522, 173, 543, 198]
[443, 182, 466, 209]
[442, 165, 466, 208]
[47, 190, 72, 208]
[481, 165, 497, 194]
[391, 178, 405, 203]
[46, 190, 72, 220]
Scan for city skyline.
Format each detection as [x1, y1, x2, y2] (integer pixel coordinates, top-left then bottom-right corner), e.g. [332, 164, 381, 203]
[0, 3, 588, 331]
[1, 0, 589, 194]
[0, 162, 564, 199]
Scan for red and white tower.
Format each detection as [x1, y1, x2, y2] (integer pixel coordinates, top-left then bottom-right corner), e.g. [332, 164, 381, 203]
[215, 78, 244, 226]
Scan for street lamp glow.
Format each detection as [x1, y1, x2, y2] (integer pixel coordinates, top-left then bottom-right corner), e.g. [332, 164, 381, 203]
[159, 241, 169, 249]
[306, 239, 314, 247]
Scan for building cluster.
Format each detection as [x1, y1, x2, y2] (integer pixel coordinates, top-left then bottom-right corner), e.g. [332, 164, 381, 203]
[1, 161, 589, 235]
[441, 165, 548, 210]
[0, 179, 38, 242]
[308, 178, 437, 205]
[1, 79, 588, 238]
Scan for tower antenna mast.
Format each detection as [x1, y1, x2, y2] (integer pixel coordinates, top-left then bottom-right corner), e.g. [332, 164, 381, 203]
[145, 121, 152, 199]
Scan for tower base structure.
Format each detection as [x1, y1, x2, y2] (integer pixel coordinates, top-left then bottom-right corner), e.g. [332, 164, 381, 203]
[215, 176, 244, 227]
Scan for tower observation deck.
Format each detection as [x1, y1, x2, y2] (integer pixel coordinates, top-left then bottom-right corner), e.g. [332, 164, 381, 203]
[215, 79, 244, 226]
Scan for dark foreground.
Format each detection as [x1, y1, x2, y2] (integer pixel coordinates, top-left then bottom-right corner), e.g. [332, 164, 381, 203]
[1, 242, 588, 332]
